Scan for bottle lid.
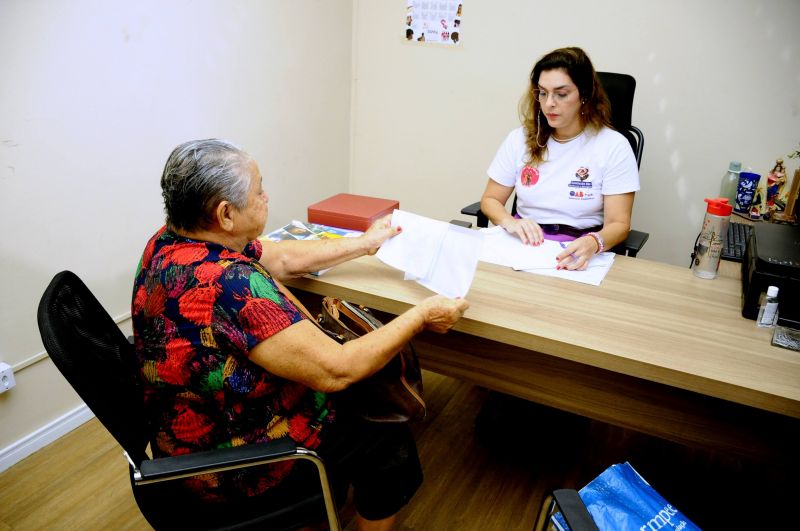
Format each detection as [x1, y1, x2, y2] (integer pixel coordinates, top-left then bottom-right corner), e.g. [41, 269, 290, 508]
[728, 161, 742, 173]
[767, 286, 779, 297]
[704, 197, 733, 216]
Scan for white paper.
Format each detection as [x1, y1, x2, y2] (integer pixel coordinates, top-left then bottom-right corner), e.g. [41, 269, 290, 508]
[478, 226, 615, 285]
[416, 224, 482, 298]
[518, 252, 616, 286]
[478, 226, 563, 269]
[376, 210, 483, 298]
[376, 210, 446, 280]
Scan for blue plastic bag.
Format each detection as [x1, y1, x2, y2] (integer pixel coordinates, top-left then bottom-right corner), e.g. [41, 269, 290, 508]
[554, 462, 701, 531]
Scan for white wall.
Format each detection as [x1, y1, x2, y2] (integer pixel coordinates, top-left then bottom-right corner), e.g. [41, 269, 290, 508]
[351, 0, 800, 265]
[0, 0, 354, 455]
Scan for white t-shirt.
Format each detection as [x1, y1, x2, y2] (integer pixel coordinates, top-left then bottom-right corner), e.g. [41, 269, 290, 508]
[486, 126, 640, 229]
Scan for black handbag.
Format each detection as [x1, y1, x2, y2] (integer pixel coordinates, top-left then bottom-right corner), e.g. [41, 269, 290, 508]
[317, 297, 426, 423]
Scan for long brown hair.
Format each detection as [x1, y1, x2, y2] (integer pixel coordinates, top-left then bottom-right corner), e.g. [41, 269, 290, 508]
[520, 47, 612, 165]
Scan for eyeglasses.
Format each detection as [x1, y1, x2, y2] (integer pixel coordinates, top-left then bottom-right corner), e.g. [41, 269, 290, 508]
[535, 89, 574, 104]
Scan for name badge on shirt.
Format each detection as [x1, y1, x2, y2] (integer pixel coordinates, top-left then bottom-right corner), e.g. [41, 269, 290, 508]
[520, 166, 539, 187]
[568, 166, 593, 189]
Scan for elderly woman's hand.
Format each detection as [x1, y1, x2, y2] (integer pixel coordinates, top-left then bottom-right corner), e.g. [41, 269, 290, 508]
[362, 214, 401, 255]
[501, 217, 544, 246]
[418, 295, 469, 334]
[555, 235, 598, 271]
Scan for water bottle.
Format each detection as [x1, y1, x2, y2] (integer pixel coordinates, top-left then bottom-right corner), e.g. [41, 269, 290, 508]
[719, 161, 742, 207]
[692, 198, 733, 279]
[757, 286, 779, 328]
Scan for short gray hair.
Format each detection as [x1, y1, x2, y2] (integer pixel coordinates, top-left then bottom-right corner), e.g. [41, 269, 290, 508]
[160, 139, 253, 232]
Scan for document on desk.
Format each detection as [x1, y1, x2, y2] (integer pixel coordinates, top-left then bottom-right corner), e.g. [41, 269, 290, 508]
[478, 226, 563, 269]
[478, 226, 615, 286]
[518, 252, 615, 286]
[376, 210, 483, 298]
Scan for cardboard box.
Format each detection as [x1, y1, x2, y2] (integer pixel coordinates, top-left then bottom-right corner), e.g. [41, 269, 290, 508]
[307, 193, 399, 231]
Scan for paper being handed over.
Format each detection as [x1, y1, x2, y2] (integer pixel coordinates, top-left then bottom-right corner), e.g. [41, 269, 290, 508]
[376, 210, 483, 298]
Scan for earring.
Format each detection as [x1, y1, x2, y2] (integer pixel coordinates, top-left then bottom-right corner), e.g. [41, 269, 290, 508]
[535, 110, 546, 148]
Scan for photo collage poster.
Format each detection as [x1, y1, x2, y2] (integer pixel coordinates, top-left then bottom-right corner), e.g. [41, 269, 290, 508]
[405, 1, 462, 45]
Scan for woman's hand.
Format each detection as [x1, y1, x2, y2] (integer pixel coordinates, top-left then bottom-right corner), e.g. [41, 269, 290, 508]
[555, 235, 598, 271]
[418, 295, 470, 334]
[501, 218, 544, 246]
[361, 214, 401, 255]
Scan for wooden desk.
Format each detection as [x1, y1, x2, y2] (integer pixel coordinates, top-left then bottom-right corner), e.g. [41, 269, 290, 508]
[286, 254, 800, 462]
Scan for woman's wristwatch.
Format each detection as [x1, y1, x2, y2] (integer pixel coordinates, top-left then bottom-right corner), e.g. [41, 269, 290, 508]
[586, 232, 605, 254]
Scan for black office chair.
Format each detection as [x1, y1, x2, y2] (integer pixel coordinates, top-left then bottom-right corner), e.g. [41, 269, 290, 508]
[37, 270, 340, 531]
[459, 71, 649, 257]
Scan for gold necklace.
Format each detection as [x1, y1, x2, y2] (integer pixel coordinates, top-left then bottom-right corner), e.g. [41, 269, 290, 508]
[552, 129, 585, 143]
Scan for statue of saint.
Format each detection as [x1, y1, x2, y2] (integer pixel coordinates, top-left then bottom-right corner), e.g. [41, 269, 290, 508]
[767, 158, 787, 210]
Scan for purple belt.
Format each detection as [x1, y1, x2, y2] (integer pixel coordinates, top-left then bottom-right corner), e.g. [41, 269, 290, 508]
[513, 215, 602, 242]
[540, 223, 602, 238]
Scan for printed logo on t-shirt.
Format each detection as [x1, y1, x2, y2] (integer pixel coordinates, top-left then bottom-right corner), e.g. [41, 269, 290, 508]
[568, 166, 593, 189]
[520, 166, 539, 187]
[569, 190, 593, 198]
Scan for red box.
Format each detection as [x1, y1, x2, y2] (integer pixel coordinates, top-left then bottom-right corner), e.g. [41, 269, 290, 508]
[307, 193, 399, 231]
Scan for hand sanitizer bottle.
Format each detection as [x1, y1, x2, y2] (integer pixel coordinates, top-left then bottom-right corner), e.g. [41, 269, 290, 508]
[757, 286, 779, 328]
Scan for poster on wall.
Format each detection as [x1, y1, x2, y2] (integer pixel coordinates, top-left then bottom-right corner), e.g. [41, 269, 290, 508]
[405, 1, 462, 45]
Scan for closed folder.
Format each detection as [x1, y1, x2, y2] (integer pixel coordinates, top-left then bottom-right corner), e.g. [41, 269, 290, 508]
[307, 193, 399, 231]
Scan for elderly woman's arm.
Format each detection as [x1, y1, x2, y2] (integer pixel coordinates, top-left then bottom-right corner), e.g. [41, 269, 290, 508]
[260, 215, 399, 281]
[249, 295, 468, 392]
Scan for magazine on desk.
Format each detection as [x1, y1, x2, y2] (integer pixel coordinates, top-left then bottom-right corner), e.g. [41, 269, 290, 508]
[260, 220, 363, 275]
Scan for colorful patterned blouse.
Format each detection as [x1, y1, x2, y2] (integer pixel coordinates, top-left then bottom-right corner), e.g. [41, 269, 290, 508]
[132, 226, 333, 502]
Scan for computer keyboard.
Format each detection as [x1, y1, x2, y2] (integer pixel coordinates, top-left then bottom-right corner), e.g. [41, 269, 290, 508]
[722, 222, 752, 262]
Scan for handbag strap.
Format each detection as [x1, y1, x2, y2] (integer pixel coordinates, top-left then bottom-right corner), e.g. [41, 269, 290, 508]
[271, 276, 317, 322]
[270, 274, 375, 339]
[270, 276, 361, 344]
[335, 300, 380, 334]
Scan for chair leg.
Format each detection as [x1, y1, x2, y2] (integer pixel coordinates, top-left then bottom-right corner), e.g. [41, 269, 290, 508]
[297, 449, 341, 531]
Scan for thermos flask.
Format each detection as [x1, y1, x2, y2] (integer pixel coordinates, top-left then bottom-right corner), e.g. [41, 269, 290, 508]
[692, 198, 733, 279]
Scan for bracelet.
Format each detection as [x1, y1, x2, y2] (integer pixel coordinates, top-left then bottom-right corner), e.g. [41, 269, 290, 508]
[587, 232, 604, 254]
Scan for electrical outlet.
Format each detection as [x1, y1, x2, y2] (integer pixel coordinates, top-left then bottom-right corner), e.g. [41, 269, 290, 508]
[0, 362, 16, 393]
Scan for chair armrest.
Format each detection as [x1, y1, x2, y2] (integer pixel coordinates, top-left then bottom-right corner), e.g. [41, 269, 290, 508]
[134, 439, 342, 530]
[535, 489, 599, 531]
[623, 229, 649, 257]
[460, 201, 482, 217]
[460, 201, 489, 228]
[136, 438, 301, 484]
[552, 489, 599, 531]
[449, 219, 472, 228]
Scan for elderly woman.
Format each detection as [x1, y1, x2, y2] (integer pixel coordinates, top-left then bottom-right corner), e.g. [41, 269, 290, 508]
[132, 139, 468, 530]
[480, 46, 640, 270]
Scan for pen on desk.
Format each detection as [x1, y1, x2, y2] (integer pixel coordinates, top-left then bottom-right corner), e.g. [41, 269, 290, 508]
[557, 241, 578, 269]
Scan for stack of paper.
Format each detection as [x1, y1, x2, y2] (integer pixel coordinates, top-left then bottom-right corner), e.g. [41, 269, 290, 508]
[478, 226, 615, 286]
[376, 210, 483, 298]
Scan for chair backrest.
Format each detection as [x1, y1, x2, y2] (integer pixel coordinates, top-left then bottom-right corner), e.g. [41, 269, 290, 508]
[596, 71, 644, 168]
[37, 270, 150, 464]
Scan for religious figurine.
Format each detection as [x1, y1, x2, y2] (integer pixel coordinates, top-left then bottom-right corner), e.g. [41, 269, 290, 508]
[750, 176, 767, 219]
[766, 158, 787, 211]
[773, 145, 800, 223]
